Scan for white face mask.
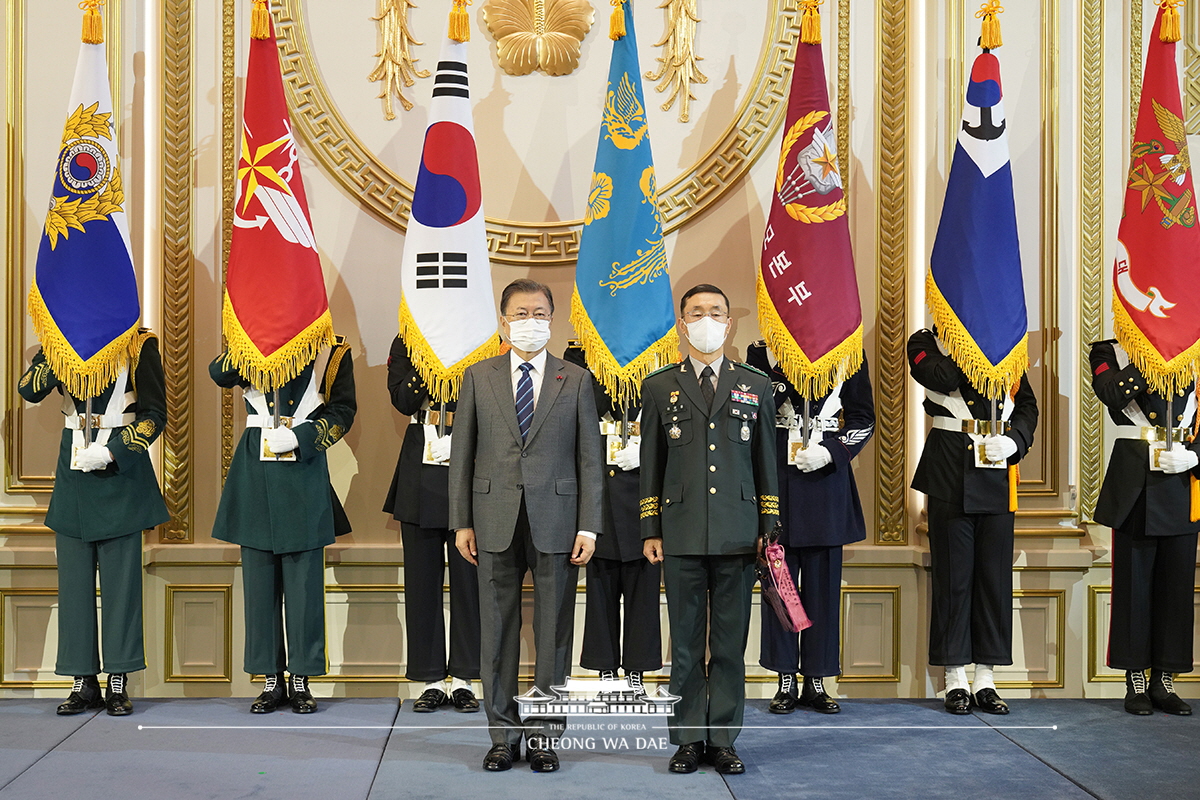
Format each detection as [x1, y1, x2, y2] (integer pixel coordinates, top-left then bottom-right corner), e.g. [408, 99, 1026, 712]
[685, 317, 728, 354]
[506, 317, 552, 352]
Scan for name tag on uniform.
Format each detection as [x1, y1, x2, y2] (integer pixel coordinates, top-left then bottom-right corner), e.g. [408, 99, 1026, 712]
[972, 439, 1006, 470]
[260, 422, 298, 462]
[1149, 441, 1167, 472]
[69, 443, 86, 471]
[422, 424, 450, 466]
[787, 432, 809, 466]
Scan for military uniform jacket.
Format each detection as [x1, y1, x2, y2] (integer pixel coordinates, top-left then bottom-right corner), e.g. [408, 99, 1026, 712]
[382, 335, 455, 530]
[907, 329, 1038, 514]
[639, 358, 779, 555]
[211, 338, 356, 554]
[747, 343, 875, 548]
[1091, 339, 1200, 536]
[18, 332, 170, 542]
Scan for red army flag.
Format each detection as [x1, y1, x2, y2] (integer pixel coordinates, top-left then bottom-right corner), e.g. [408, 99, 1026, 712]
[223, 0, 334, 391]
[757, 8, 862, 398]
[1112, 3, 1200, 397]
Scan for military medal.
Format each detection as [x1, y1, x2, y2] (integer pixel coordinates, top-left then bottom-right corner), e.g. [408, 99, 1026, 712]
[741, 420, 750, 441]
[669, 390, 679, 404]
[669, 424, 682, 439]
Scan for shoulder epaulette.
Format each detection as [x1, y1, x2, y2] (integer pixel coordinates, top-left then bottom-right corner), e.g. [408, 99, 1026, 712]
[750, 339, 767, 348]
[645, 362, 680, 379]
[735, 362, 768, 379]
[128, 329, 158, 389]
[324, 336, 352, 398]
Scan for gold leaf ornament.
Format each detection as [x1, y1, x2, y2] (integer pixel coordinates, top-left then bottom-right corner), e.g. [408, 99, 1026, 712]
[483, 0, 595, 77]
[585, 172, 613, 224]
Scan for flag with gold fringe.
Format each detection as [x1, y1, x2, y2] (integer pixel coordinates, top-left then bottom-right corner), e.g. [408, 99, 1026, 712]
[223, 0, 334, 392]
[571, 0, 677, 405]
[28, 3, 141, 400]
[757, 1, 862, 399]
[396, 7, 499, 405]
[1112, 2, 1200, 400]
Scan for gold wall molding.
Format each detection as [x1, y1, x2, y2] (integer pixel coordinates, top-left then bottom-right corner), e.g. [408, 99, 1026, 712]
[1131, 2, 1143, 141]
[369, 0, 429, 119]
[645, 0, 707, 123]
[164, 584, 233, 682]
[996, 589, 1066, 690]
[221, 0, 236, 482]
[0, 588, 71, 689]
[1079, 0, 1104, 520]
[837, 585, 901, 683]
[837, 0, 851, 172]
[1186, 1, 1200, 133]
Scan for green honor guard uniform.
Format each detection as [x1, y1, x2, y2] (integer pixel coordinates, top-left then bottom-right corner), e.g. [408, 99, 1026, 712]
[210, 337, 356, 714]
[19, 331, 170, 716]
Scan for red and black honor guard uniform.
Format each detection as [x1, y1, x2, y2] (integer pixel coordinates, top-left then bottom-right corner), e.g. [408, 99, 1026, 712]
[748, 343, 874, 714]
[19, 333, 169, 716]
[908, 329, 1038, 714]
[1090, 339, 1196, 715]
[563, 344, 662, 691]
[383, 335, 481, 712]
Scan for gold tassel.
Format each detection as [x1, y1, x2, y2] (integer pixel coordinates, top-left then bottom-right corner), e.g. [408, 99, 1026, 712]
[1008, 464, 1019, 512]
[251, 0, 271, 40]
[1159, 1, 1184, 43]
[800, 0, 822, 45]
[610, 0, 627, 41]
[975, 2, 1004, 50]
[79, 0, 105, 44]
[449, 0, 472, 43]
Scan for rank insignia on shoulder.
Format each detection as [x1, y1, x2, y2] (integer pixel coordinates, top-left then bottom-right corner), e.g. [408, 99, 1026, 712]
[731, 389, 759, 406]
[669, 390, 679, 404]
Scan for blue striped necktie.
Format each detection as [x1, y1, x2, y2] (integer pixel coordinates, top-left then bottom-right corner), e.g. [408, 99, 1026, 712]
[516, 362, 535, 441]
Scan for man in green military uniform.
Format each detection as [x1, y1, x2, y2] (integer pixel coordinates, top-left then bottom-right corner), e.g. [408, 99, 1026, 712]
[19, 331, 170, 716]
[641, 284, 778, 776]
[211, 337, 356, 714]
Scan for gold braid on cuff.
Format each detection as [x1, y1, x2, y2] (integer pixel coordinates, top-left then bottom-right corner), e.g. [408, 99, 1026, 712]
[639, 496, 661, 519]
[759, 495, 779, 515]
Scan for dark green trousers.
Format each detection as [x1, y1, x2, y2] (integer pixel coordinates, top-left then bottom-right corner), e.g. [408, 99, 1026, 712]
[663, 553, 756, 747]
[241, 545, 326, 677]
[55, 531, 145, 676]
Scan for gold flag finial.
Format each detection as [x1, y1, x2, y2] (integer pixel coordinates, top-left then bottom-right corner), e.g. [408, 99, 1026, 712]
[450, 0, 472, 42]
[79, 0, 105, 44]
[610, 0, 627, 41]
[1158, 1, 1185, 43]
[975, 2, 1003, 50]
[800, 0, 823, 45]
[251, 0, 271, 40]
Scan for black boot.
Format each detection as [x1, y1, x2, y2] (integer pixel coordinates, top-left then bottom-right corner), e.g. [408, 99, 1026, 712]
[250, 672, 288, 714]
[105, 673, 133, 716]
[1150, 670, 1192, 716]
[769, 672, 798, 714]
[799, 675, 841, 714]
[56, 675, 103, 716]
[1124, 670, 1152, 716]
[626, 670, 647, 699]
[289, 674, 317, 714]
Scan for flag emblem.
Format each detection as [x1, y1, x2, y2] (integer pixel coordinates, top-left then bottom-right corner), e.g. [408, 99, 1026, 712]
[412, 121, 483, 228]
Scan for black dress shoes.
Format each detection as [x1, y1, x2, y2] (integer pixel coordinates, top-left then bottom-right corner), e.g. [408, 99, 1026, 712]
[57, 675, 103, 716]
[668, 741, 704, 774]
[944, 688, 972, 714]
[769, 673, 798, 714]
[1150, 670, 1192, 716]
[1124, 670, 1153, 716]
[972, 687, 1009, 715]
[450, 687, 480, 712]
[105, 673, 133, 716]
[526, 743, 559, 772]
[289, 674, 317, 714]
[411, 687, 449, 712]
[483, 743, 518, 772]
[705, 745, 746, 775]
[250, 673, 288, 714]
[798, 676, 841, 714]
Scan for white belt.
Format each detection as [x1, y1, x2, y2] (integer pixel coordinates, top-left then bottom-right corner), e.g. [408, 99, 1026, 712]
[245, 415, 310, 429]
[64, 412, 134, 430]
[600, 419, 640, 436]
[1113, 426, 1189, 444]
[931, 417, 1010, 435]
[777, 417, 839, 432]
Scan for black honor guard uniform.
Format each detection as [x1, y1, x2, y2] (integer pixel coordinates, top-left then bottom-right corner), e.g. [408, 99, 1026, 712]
[747, 343, 875, 714]
[382, 334, 481, 712]
[907, 328, 1037, 715]
[1090, 339, 1196, 716]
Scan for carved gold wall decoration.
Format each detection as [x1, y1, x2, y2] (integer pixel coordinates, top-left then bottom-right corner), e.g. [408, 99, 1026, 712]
[368, 0, 430, 119]
[482, 0, 595, 76]
[221, 0, 236, 481]
[1185, 3, 1200, 134]
[645, 0, 707, 123]
[1079, 0, 1104, 521]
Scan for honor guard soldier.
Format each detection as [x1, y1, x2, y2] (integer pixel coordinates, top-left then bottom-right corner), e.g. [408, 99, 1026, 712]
[908, 328, 1037, 715]
[748, 342, 875, 715]
[20, 333, 169, 716]
[641, 284, 778, 776]
[211, 338, 356, 714]
[563, 343, 662, 695]
[1090, 339, 1196, 716]
[383, 334, 481, 712]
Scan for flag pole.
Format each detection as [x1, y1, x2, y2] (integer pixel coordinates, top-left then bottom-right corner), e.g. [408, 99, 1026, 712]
[1167, 396, 1175, 453]
[84, 396, 93, 444]
[438, 401, 447, 438]
[273, 390, 281, 428]
[620, 402, 630, 449]
[801, 398, 811, 448]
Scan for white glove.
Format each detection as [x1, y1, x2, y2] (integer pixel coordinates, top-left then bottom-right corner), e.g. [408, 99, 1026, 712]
[429, 434, 452, 463]
[1158, 446, 1199, 474]
[794, 443, 833, 472]
[614, 444, 640, 471]
[76, 443, 113, 473]
[263, 425, 299, 455]
[982, 435, 1018, 463]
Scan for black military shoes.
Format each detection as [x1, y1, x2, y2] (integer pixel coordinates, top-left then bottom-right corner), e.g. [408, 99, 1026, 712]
[289, 674, 317, 714]
[411, 687, 449, 712]
[1124, 670, 1153, 716]
[105, 673, 133, 716]
[668, 741, 704, 774]
[798, 676, 841, 714]
[526, 738, 559, 772]
[944, 688, 972, 714]
[1149, 670, 1192, 716]
[250, 672, 288, 714]
[769, 672, 798, 714]
[450, 687, 479, 712]
[972, 687, 1009, 715]
[57, 675, 103, 716]
[483, 743, 518, 772]
[705, 745, 746, 775]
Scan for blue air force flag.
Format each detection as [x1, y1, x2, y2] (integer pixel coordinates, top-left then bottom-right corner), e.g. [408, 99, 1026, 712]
[569, 0, 677, 405]
[29, 37, 141, 400]
[927, 51, 1028, 400]
[397, 35, 499, 404]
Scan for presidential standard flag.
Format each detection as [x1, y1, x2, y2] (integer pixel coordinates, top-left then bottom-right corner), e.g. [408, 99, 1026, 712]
[757, 5, 862, 399]
[224, 0, 334, 391]
[570, 0, 676, 404]
[396, 16, 499, 404]
[1111, 3, 1200, 399]
[28, 4, 142, 400]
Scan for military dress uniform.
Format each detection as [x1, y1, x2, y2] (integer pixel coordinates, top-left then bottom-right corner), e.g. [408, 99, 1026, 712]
[640, 356, 778, 753]
[1090, 339, 1197, 715]
[382, 335, 481, 710]
[18, 332, 169, 715]
[211, 338, 356, 712]
[747, 344, 875, 712]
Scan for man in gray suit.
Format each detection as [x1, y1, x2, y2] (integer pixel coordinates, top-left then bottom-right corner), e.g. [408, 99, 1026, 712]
[451, 278, 604, 773]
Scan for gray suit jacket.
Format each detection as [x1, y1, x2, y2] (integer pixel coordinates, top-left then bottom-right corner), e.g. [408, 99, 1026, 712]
[449, 352, 605, 554]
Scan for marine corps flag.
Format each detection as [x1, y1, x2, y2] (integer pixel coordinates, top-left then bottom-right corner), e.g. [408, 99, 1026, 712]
[397, 10, 499, 405]
[223, 0, 334, 392]
[570, 0, 677, 405]
[757, 5, 862, 399]
[28, 4, 142, 400]
[1112, 3, 1200, 398]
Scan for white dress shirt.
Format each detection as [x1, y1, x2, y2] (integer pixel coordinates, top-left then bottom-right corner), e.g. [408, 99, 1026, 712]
[689, 354, 725, 394]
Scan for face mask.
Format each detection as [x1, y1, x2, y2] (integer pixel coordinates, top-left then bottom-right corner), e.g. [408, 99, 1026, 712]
[685, 317, 728, 354]
[507, 317, 552, 352]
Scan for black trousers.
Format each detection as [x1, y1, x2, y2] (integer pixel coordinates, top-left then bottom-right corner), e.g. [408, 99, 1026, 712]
[927, 498, 1014, 667]
[759, 545, 842, 678]
[580, 555, 662, 673]
[1109, 527, 1197, 673]
[400, 522, 481, 682]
